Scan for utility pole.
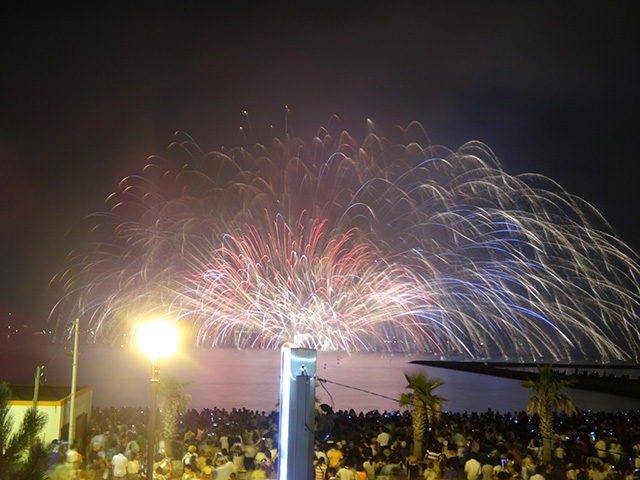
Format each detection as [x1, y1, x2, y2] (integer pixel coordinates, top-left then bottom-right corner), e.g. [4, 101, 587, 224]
[32, 365, 43, 410]
[68, 318, 79, 446]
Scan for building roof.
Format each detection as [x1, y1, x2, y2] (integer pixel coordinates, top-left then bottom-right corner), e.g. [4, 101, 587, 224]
[6, 385, 92, 403]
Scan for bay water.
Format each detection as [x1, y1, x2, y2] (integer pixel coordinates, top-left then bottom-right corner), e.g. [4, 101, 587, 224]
[1, 338, 638, 413]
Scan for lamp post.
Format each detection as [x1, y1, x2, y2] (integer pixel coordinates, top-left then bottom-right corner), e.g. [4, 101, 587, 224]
[137, 321, 179, 480]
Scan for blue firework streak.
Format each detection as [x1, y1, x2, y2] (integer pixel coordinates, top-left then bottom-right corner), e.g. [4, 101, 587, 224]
[50, 122, 640, 361]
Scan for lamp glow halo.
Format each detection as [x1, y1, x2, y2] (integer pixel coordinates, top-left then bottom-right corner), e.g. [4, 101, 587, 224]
[137, 321, 179, 360]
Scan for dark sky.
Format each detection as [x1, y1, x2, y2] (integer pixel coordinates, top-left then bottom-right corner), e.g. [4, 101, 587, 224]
[1, 2, 638, 327]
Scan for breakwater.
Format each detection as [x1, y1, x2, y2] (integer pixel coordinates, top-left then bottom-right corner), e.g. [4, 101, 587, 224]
[410, 360, 640, 400]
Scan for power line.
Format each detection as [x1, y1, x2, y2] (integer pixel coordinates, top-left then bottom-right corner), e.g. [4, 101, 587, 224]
[317, 377, 399, 404]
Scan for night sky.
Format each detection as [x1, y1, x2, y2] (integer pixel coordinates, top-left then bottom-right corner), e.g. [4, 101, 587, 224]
[1, 2, 638, 328]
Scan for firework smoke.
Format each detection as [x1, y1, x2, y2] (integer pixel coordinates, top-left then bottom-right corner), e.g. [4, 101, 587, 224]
[50, 121, 640, 362]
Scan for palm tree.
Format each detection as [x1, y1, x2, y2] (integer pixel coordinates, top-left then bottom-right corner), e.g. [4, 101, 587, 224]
[522, 364, 577, 463]
[399, 372, 447, 460]
[0, 382, 51, 480]
[157, 375, 193, 458]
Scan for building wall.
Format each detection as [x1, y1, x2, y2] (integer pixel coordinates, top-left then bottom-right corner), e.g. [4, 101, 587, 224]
[8, 387, 93, 446]
[7, 403, 63, 444]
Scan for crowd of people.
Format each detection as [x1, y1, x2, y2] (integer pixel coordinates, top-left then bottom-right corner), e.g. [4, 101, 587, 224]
[44, 405, 640, 480]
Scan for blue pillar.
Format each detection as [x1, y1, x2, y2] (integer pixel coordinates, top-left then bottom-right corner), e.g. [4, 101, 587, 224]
[278, 347, 316, 480]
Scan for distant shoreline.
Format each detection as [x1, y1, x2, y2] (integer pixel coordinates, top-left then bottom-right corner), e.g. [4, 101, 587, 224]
[410, 360, 640, 400]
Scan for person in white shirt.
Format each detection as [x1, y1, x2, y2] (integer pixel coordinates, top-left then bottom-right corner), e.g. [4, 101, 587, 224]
[214, 454, 238, 480]
[465, 454, 482, 480]
[112, 447, 129, 479]
[377, 429, 391, 448]
[530, 465, 547, 480]
[337, 461, 356, 480]
[595, 436, 608, 460]
[66, 442, 81, 468]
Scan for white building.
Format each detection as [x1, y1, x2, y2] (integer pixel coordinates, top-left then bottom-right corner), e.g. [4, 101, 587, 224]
[7, 384, 93, 451]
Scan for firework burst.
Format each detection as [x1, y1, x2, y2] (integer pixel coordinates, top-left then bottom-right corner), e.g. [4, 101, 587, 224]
[50, 121, 640, 361]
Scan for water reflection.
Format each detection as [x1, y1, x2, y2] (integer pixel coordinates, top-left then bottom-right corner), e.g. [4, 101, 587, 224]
[1, 342, 637, 413]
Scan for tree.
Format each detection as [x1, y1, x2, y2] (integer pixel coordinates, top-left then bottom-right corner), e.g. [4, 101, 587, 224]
[157, 375, 193, 458]
[522, 363, 577, 463]
[399, 372, 447, 460]
[0, 382, 51, 480]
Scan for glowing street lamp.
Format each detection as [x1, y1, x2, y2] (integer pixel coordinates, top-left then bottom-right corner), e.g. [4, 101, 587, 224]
[137, 321, 179, 480]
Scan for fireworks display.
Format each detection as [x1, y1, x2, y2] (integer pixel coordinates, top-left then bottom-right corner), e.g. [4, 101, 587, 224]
[50, 122, 640, 362]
